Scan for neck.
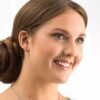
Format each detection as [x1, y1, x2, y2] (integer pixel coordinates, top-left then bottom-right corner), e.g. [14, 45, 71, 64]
[11, 69, 59, 100]
[11, 82, 58, 100]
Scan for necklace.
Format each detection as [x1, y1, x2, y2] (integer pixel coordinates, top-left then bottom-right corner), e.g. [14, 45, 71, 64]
[11, 86, 23, 100]
[11, 86, 60, 100]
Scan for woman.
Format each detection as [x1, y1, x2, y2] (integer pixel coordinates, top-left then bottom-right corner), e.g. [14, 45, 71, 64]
[0, 0, 88, 100]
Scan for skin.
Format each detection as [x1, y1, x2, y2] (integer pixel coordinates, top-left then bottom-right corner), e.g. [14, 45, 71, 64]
[0, 9, 86, 100]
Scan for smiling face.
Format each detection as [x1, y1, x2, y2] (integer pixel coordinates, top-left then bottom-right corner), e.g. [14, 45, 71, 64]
[24, 9, 85, 83]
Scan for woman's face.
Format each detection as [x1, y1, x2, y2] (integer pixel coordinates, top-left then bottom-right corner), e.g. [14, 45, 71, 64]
[27, 9, 86, 83]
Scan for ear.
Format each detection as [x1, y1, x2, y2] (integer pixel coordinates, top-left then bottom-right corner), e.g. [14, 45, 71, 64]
[18, 31, 30, 52]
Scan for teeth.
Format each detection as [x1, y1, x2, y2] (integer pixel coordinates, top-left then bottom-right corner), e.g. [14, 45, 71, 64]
[55, 60, 70, 68]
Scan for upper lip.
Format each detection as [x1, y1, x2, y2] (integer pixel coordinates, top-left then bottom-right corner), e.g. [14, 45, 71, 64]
[54, 59, 73, 65]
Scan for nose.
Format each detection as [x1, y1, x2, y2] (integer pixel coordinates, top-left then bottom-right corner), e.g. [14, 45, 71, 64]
[63, 41, 78, 57]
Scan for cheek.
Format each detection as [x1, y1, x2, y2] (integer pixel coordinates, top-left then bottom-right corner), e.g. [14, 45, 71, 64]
[37, 42, 62, 61]
[34, 37, 63, 60]
[77, 52, 83, 64]
[79, 47, 83, 61]
[29, 40, 63, 78]
[30, 40, 56, 67]
[30, 36, 63, 70]
[73, 48, 83, 69]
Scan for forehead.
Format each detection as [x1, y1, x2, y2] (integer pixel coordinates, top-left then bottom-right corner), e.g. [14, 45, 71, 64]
[35, 9, 85, 36]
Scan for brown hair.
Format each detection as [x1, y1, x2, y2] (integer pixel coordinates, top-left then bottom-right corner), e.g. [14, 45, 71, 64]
[0, 0, 88, 83]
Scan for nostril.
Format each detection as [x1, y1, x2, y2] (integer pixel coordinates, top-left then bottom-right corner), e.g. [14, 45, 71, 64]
[66, 54, 73, 57]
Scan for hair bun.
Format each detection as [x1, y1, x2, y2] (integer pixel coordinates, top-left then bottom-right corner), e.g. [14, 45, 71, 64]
[0, 38, 10, 74]
[0, 37, 21, 83]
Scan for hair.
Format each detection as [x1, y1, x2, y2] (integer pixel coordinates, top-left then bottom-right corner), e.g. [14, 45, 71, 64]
[0, 0, 88, 83]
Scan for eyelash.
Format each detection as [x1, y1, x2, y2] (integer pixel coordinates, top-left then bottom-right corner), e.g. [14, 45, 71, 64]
[76, 37, 84, 44]
[52, 33, 66, 40]
[51, 33, 85, 44]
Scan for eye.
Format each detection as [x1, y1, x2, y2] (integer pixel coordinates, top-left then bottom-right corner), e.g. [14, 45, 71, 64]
[76, 37, 85, 44]
[52, 33, 66, 40]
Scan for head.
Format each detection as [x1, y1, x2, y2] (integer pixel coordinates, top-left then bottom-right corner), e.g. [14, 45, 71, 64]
[0, 0, 88, 83]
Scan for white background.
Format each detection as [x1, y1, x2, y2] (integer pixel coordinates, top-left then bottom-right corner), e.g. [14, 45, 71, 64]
[0, 0, 100, 100]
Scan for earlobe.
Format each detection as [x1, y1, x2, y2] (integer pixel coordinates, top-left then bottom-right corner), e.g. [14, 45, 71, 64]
[18, 31, 30, 52]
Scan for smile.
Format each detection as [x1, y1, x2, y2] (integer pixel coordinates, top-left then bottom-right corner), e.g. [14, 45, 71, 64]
[54, 60, 71, 70]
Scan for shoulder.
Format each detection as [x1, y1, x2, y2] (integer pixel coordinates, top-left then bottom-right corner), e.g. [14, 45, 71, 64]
[0, 88, 15, 100]
[0, 92, 5, 100]
[58, 93, 71, 100]
[65, 97, 71, 100]
[65, 97, 76, 100]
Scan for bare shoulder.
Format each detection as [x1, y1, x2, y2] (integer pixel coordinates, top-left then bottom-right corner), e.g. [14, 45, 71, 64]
[65, 97, 71, 100]
[0, 88, 15, 100]
[64, 97, 71, 100]
[59, 93, 71, 100]
[0, 92, 6, 100]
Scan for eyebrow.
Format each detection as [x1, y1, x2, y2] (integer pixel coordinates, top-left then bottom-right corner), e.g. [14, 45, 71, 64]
[53, 28, 86, 37]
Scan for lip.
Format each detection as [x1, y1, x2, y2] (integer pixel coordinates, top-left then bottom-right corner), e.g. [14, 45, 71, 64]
[53, 59, 72, 70]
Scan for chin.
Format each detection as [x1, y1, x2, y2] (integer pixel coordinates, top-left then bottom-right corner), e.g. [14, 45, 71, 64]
[54, 77, 69, 84]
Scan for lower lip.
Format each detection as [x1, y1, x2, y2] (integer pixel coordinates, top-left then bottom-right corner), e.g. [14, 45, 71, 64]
[54, 61, 69, 71]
